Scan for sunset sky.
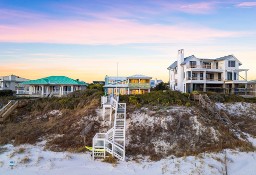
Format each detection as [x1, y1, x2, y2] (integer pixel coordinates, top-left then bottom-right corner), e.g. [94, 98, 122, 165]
[0, 0, 256, 83]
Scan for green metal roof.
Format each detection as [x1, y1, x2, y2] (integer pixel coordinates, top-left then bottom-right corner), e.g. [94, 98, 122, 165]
[22, 76, 87, 86]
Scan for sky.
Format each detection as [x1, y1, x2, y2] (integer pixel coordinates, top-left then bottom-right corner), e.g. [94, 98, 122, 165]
[0, 0, 256, 83]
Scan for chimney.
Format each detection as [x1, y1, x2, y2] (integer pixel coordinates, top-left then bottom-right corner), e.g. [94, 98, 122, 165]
[177, 49, 184, 65]
[177, 49, 184, 92]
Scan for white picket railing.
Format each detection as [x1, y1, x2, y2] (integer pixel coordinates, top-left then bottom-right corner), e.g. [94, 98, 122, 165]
[93, 95, 126, 161]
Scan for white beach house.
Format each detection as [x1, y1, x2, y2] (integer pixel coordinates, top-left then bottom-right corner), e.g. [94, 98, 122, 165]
[0, 75, 29, 92]
[168, 49, 249, 94]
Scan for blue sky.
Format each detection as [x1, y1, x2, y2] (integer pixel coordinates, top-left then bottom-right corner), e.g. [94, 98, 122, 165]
[0, 0, 256, 82]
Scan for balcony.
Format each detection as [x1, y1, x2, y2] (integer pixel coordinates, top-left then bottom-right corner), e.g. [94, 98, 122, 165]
[186, 65, 222, 70]
[186, 77, 223, 82]
[128, 83, 150, 89]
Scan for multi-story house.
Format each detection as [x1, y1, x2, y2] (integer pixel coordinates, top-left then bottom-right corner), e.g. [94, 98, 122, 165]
[104, 75, 152, 95]
[168, 49, 249, 94]
[0, 75, 29, 92]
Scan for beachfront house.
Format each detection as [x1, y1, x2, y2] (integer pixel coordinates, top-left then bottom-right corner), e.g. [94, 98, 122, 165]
[21, 76, 87, 97]
[168, 49, 249, 94]
[104, 74, 152, 95]
[0, 75, 29, 93]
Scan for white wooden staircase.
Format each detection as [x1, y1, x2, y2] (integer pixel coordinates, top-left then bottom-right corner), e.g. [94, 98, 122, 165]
[92, 96, 126, 161]
[198, 94, 242, 136]
[0, 100, 18, 123]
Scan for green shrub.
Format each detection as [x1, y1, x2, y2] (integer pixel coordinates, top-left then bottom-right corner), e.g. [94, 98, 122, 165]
[185, 102, 191, 107]
[120, 90, 191, 107]
[128, 96, 139, 105]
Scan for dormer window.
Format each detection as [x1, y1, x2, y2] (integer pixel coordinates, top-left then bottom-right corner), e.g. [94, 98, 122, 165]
[228, 61, 235, 67]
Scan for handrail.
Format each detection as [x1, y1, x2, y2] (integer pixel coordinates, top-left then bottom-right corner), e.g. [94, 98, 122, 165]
[93, 94, 126, 161]
[114, 142, 124, 150]
[0, 100, 15, 116]
[187, 65, 222, 69]
[93, 133, 106, 139]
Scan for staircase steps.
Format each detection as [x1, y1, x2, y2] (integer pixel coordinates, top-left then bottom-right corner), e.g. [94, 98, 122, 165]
[93, 96, 126, 161]
[198, 94, 243, 138]
[0, 100, 18, 123]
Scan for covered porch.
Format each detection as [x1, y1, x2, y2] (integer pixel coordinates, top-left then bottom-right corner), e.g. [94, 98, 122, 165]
[24, 85, 82, 97]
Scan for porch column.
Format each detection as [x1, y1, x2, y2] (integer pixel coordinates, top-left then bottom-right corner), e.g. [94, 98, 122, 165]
[203, 71, 206, 81]
[59, 86, 63, 96]
[203, 71, 207, 92]
[71, 85, 74, 92]
[190, 83, 193, 93]
[46, 86, 49, 95]
[127, 88, 130, 95]
[41, 85, 44, 96]
[231, 83, 235, 94]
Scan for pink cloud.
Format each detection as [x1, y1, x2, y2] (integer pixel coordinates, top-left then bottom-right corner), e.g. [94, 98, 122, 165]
[237, 2, 256, 7]
[0, 18, 243, 44]
[179, 2, 215, 14]
[162, 2, 217, 14]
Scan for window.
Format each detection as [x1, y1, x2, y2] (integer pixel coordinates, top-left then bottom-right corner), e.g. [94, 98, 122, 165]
[203, 62, 211, 69]
[188, 72, 191, 79]
[218, 73, 222, 81]
[210, 74, 214, 80]
[228, 61, 235, 67]
[190, 61, 197, 68]
[200, 73, 203, 80]
[234, 72, 237, 80]
[130, 79, 139, 83]
[227, 72, 232, 80]
[216, 62, 218, 69]
[192, 73, 197, 80]
[206, 73, 214, 80]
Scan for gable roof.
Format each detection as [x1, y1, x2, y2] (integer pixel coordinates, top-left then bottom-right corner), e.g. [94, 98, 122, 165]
[167, 61, 177, 70]
[167, 56, 191, 70]
[180, 55, 197, 65]
[215, 55, 242, 65]
[22, 76, 87, 86]
[168, 54, 243, 70]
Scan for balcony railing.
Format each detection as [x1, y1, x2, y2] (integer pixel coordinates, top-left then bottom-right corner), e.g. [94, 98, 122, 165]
[128, 83, 150, 89]
[187, 65, 222, 69]
[187, 77, 223, 81]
